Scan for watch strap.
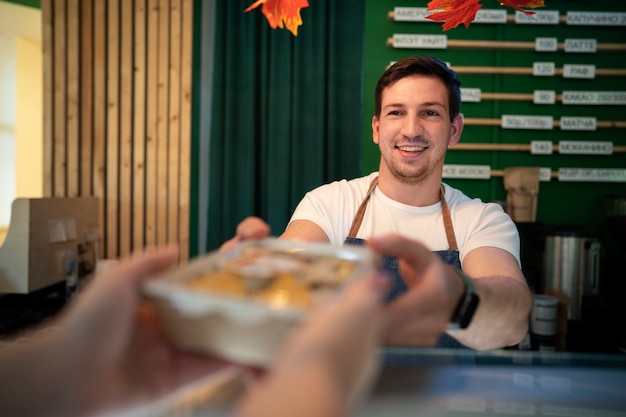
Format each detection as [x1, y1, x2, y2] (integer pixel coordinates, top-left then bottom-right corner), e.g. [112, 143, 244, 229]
[448, 269, 480, 330]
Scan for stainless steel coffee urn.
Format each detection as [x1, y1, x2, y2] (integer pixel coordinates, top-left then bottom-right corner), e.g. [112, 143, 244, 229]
[543, 226, 602, 321]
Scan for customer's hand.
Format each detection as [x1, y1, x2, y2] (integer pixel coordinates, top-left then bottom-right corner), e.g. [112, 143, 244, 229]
[367, 234, 464, 347]
[236, 272, 391, 417]
[220, 216, 272, 251]
[0, 246, 233, 417]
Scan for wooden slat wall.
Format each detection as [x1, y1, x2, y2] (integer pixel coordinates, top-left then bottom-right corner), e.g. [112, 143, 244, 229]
[41, 0, 193, 261]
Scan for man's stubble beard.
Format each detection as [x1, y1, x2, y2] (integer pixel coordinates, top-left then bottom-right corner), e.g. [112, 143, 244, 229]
[382, 156, 434, 186]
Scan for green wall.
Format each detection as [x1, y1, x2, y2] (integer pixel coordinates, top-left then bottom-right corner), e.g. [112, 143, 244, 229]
[362, 0, 626, 238]
[1, 0, 40, 9]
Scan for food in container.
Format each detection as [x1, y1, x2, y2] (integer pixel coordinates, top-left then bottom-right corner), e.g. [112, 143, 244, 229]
[143, 238, 378, 367]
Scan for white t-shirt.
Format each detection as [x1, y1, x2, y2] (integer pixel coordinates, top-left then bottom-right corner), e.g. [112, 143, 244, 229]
[288, 172, 520, 266]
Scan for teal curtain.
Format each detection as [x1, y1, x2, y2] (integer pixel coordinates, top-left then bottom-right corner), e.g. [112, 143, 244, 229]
[198, 0, 365, 252]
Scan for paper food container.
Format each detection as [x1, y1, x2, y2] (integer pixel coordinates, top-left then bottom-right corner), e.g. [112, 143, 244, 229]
[143, 238, 378, 367]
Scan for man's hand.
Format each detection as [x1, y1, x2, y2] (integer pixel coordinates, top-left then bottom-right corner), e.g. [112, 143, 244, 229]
[220, 216, 272, 251]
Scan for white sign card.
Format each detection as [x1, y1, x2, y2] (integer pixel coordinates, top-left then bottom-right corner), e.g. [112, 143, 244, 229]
[472, 9, 508, 24]
[562, 91, 626, 105]
[560, 117, 597, 131]
[502, 115, 554, 130]
[533, 62, 555, 76]
[559, 168, 626, 183]
[461, 88, 481, 103]
[443, 165, 491, 179]
[515, 10, 560, 25]
[393, 7, 432, 22]
[535, 37, 557, 52]
[392, 7, 506, 23]
[539, 168, 553, 182]
[534, 90, 556, 104]
[564, 39, 597, 53]
[566, 12, 626, 27]
[559, 141, 613, 155]
[392, 34, 447, 49]
[562, 64, 595, 79]
[531, 141, 553, 155]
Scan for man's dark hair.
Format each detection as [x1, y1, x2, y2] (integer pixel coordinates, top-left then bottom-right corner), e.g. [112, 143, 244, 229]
[374, 55, 462, 121]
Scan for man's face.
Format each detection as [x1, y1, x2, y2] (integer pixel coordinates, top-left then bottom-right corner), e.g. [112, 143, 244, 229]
[372, 75, 463, 185]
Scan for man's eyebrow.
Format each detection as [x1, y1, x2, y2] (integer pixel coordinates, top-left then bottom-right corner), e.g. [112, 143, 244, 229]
[421, 101, 446, 108]
[382, 103, 404, 109]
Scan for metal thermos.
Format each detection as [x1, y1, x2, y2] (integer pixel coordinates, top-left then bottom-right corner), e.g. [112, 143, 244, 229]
[543, 226, 601, 320]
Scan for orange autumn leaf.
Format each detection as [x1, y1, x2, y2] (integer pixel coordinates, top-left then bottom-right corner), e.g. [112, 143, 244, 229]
[426, 0, 483, 31]
[426, 0, 546, 31]
[244, 0, 310, 37]
[500, 0, 545, 14]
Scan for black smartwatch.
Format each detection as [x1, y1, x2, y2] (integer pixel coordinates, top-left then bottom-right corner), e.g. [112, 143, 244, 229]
[448, 269, 480, 330]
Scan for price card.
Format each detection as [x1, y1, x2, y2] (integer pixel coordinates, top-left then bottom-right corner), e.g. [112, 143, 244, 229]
[559, 168, 626, 183]
[533, 62, 555, 76]
[461, 88, 481, 103]
[563, 64, 595, 79]
[531, 140, 553, 154]
[559, 141, 613, 155]
[539, 168, 553, 182]
[392, 34, 447, 49]
[502, 115, 554, 130]
[535, 37, 558, 52]
[560, 117, 596, 131]
[515, 10, 560, 25]
[443, 165, 491, 179]
[566, 11, 626, 27]
[534, 90, 556, 104]
[564, 38, 597, 53]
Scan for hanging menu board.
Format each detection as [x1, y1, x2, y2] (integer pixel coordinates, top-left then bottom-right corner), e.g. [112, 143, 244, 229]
[362, 0, 626, 227]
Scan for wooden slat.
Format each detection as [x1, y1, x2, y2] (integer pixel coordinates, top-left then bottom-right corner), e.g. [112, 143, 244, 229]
[53, 0, 67, 197]
[157, 0, 171, 246]
[106, 0, 121, 258]
[168, 0, 181, 248]
[42, 0, 54, 197]
[67, 0, 80, 197]
[178, 0, 193, 261]
[42, 0, 193, 259]
[93, 0, 107, 259]
[479, 92, 535, 101]
[133, 0, 147, 251]
[80, 0, 94, 196]
[145, 0, 160, 247]
[119, 0, 134, 257]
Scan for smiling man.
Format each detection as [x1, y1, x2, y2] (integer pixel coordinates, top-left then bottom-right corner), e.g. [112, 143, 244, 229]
[224, 56, 532, 363]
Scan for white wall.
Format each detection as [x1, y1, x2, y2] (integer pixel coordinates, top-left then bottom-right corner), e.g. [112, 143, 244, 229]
[0, 0, 42, 245]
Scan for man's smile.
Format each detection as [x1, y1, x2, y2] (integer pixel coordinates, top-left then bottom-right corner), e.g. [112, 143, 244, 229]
[396, 145, 428, 152]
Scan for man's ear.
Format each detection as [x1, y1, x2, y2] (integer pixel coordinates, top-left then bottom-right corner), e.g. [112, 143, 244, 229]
[448, 114, 464, 147]
[372, 115, 380, 144]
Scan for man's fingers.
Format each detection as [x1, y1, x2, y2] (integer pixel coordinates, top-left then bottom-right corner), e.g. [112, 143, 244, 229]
[236, 216, 271, 240]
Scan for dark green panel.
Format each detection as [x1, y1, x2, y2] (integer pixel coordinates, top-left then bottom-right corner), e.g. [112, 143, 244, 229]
[363, 0, 626, 237]
[1, 0, 40, 9]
